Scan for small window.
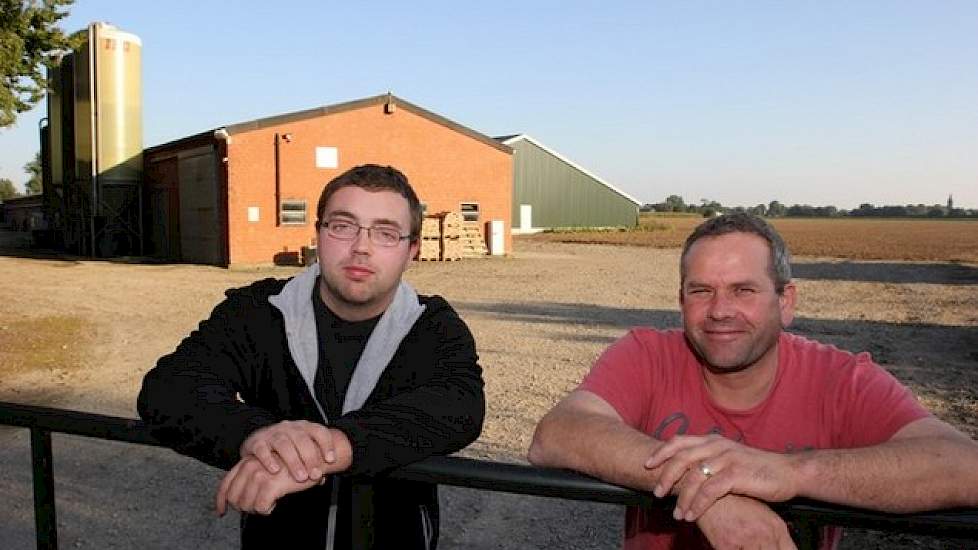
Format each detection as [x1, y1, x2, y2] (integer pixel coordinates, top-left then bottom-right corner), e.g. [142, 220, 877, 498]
[280, 199, 307, 225]
[460, 202, 479, 222]
[315, 147, 338, 169]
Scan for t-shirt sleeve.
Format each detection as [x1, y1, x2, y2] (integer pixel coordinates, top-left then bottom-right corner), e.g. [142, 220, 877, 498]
[831, 352, 931, 448]
[578, 330, 655, 430]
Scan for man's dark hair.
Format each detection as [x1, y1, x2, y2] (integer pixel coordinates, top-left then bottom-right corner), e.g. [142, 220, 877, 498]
[680, 213, 792, 293]
[316, 164, 422, 240]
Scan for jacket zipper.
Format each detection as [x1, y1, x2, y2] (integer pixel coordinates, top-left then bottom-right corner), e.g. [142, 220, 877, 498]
[420, 504, 433, 550]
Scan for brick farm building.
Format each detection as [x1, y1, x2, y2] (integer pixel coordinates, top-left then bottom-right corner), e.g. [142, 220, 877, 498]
[143, 93, 513, 266]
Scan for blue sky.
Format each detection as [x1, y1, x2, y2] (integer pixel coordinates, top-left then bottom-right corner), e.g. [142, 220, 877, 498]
[2, 0, 976, 208]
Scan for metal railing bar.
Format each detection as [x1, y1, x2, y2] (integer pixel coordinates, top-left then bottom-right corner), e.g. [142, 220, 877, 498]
[0, 401, 160, 447]
[396, 457, 978, 539]
[2, 401, 977, 540]
[395, 455, 657, 507]
[771, 499, 978, 538]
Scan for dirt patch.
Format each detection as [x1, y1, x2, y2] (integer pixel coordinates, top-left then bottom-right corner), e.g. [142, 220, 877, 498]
[0, 316, 89, 372]
[0, 315, 92, 404]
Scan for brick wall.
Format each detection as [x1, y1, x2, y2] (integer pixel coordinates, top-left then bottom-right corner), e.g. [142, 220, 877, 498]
[225, 102, 512, 265]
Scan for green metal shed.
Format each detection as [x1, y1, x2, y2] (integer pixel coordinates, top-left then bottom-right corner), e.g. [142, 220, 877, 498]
[498, 134, 640, 232]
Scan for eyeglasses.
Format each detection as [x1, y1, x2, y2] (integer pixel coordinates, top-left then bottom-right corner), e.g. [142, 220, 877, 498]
[320, 220, 412, 247]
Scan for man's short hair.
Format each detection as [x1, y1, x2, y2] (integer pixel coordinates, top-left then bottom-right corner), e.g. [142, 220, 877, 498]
[315, 164, 423, 241]
[680, 213, 792, 293]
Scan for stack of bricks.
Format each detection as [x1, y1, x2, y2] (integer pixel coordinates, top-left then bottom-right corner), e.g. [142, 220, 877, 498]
[440, 212, 462, 261]
[415, 212, 468, 261]
[419, 216, 441, 261]
[460, 221, 489, 258]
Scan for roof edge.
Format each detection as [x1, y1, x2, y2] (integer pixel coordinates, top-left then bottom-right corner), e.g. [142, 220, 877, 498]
[223, 94, 511, 154]
[143, 129, 217, 155]
[502, 134, 642, 206]
[396, 97, 512, 154]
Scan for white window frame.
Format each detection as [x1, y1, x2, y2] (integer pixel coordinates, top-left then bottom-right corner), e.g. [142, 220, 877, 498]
[460, 202, 479, 222]
[280, 199, 308, 225]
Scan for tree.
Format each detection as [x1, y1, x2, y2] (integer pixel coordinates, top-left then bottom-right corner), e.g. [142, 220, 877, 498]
[24, 151, 41, 194]
[663, 195, 686, 212]
[767, 200, 786, 217]
[908, 204, 928, 217]
[1, 0, 79, 128]
[0, 177, 19, 200]
[786, 204, 811, 217]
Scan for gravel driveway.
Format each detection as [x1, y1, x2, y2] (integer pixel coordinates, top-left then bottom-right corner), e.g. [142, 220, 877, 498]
[1, 236, 975, 548]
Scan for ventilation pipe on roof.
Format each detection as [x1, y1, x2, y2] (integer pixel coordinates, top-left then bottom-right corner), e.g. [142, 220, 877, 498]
[214, 128, 231, 165]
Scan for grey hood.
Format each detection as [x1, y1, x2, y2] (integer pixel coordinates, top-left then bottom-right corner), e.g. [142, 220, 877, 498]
[268, 263, 426, 421]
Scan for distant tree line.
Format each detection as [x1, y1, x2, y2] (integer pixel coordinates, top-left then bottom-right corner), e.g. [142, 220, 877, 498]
[0, 178, 18, 201]
[641, 195, 978, 219]
[0, 152, 43, 201]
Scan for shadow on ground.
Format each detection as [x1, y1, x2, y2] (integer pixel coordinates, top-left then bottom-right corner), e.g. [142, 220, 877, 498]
[792, 261, 978, 285]
[455, 300, 978, 399]
[0, 228, 172, 266]
[0, 429, 238, 550]
[456, 300, 680, 331]
[0, 427, 623, 550]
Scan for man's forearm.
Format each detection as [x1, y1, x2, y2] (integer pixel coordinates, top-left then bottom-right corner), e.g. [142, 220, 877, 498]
[528, 398, 665, 491]
[795, 432, 978, 512]
[332, 379, 484, 476]
[138, 365, 279, 469]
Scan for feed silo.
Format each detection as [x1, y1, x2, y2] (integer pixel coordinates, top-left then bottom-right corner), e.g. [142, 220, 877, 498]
[43, 22, 142, 256]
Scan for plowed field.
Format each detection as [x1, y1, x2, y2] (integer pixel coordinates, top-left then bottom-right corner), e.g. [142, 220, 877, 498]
[527, 216, 978, 263]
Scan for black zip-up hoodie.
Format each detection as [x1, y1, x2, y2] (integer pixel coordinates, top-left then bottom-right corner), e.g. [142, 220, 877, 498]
[137, 265, 485, 549]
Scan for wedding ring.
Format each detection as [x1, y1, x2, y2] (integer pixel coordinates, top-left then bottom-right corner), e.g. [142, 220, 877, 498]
[699, 463, 714, 478]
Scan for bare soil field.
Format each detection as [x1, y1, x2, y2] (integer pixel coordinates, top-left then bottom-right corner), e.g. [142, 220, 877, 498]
[1, 232, 976, 549]
[530, 216, 978, 263]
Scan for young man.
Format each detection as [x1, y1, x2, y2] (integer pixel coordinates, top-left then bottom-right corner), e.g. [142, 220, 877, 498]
[138, 164, 485, 550]
[529, 213, 978, 549]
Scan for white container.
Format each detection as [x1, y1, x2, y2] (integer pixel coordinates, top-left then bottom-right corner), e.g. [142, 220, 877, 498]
[489, 219, 505, 256]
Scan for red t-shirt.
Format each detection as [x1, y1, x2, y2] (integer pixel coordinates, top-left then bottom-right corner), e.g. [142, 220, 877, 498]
[579, 329, 930, 550]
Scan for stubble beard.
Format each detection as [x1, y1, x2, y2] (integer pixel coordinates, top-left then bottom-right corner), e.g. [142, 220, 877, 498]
[684, 324, 781, 375]
[321, 269, 380, 310]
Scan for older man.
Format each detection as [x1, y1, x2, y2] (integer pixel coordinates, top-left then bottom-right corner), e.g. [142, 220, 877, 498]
[139, 164, 485, 549]
[529, 213, 978, 549]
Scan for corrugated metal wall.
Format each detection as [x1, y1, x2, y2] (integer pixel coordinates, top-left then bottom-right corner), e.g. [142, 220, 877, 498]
[176, 145, 222, 265]
[510, 139, 638, 229]
[145, 155, 180, 259]
[143, 142, 222, 264]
